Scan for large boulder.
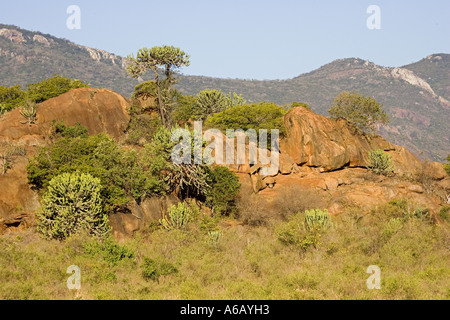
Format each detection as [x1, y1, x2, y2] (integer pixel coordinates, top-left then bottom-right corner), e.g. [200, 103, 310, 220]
[0, 88, 131, 233]
[281, 107, 421, 173]
[0, 87, 130, 145]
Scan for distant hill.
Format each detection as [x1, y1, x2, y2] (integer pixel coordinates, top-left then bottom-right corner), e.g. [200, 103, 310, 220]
[0, 24, 449, 161]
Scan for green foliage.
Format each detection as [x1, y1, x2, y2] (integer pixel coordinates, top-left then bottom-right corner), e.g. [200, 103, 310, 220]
[276, 209, 331, 251]
[141, 258, 178, 281]
[304, 209, 331, 233]
[160, 201, 199, 230]
[27, 133, 163, 212]
[206, 102, 286, 133]
[26, 74, 89, 103]
[82, 236, 134, 266]
[172, 94, 199, 123]
[207, 230, 222, 247]
[126, 46, 190, 128]
[328, 91, 389, 133]
[439, 206, 450, 221]
[124, 112, 162, 146]
[205, 166, 241, 215]
[287, 102, 311, 110]
[19, 100, 37, 124]
[381, 218, 404, 240]
[0, 85, 26, 113]
[145, 126, 211, 198]
[366, 149, 395, 176]
[37, 172, 110, 240]
[196, 89, 228, 120]
[51, 121, 88, 139]
[444, 155, 450, 176]
[131, 81, 158, 100]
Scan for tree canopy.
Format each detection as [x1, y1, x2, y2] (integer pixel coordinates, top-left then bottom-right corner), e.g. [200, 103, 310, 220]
[328, 91, 388, 133]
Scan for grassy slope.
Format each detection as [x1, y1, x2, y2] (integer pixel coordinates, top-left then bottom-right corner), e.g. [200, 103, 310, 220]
[1, 203, 448, 300]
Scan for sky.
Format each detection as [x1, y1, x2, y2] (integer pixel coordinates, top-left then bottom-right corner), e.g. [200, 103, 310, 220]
[0, 0, 449, 80]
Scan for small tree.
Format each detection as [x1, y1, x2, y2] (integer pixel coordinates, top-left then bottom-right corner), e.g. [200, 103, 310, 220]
[37, 172, 110, 240]
[206, 166, 241, 215]
[26, 75, 88, 103]
[196, 89, 228, 120]
[328, 91, 388, 133]
[366, 149, 395, 176]
[126, 46, 190, 128]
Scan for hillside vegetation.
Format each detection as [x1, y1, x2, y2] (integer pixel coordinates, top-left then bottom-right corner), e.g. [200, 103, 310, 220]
[0, 24, 449, 161]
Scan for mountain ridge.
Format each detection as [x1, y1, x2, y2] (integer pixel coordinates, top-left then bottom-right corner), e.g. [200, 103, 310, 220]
[0, 24, 449, 161]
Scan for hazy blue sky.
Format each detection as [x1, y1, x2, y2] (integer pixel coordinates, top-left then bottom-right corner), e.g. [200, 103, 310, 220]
[1, 0, 449, 79]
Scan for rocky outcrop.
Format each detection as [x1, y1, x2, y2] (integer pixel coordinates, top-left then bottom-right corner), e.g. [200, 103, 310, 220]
[0, 87, 130, 145]
[281, 107, 421, 172]
[0, 88, 131, 233]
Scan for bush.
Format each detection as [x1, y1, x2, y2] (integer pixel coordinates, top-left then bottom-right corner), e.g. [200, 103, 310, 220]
[304, 209, 331, 233]
[37, 172, 110, 240]
[206, 102, 287, 135]
[439, 206, 450, 221]
[160, 201, 199, 230]
[82, 236, 134, 266]
[124, 113, 162, 146]
[27, 133, 163, 212]
[287, 102, 311, 110]
[381, 218, 403, 240]
[276, 209, 331, 251]
[196, 89, 228, 120]
[366, 149, 395, 176]
[51, 121, 88, 139]
[0, 85, 26, 113]
[146, 126, 211, 199]
[206, 166, 241, 215]
[141, 258, 178, 281]
[26, 74, 89, 103]
[328, 91, 388, 133]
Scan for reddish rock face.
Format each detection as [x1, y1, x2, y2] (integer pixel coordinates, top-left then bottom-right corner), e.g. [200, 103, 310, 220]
[0, 88, 131, 231]
[281, 107, 421, 173]
[0, 88, 130, 145]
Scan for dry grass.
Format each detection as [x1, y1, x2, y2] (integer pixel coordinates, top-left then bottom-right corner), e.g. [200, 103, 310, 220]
[0, 200, 449, 300]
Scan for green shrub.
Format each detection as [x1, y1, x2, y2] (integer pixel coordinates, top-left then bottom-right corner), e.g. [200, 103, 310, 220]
[276, 209, 331, 251]
[196, 89, 228, 120]
[26, 74, 89, 103]
[27, 133, 163, 212]
[207, 230, 222, 247]
[145, 126, 211, 198]
[328, 91, 389, 133]
[304, 209, 331, 232]
[439, 206, 450, 221]
[206, 102, 287, 135]
[37, 172, 110, 240]
[205, 166, 241, 215]
[82, 236, 134, 266]
[287, 102, 311, 110]
[381, 218, 403, 240]
[160, 201, 199, 230]
[124, 113, 162, 146]
[0, 85, 26, 113]
[141, 258, 178, 281]
[366, 149, 395, 176]
[51, 121, 88, 139]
